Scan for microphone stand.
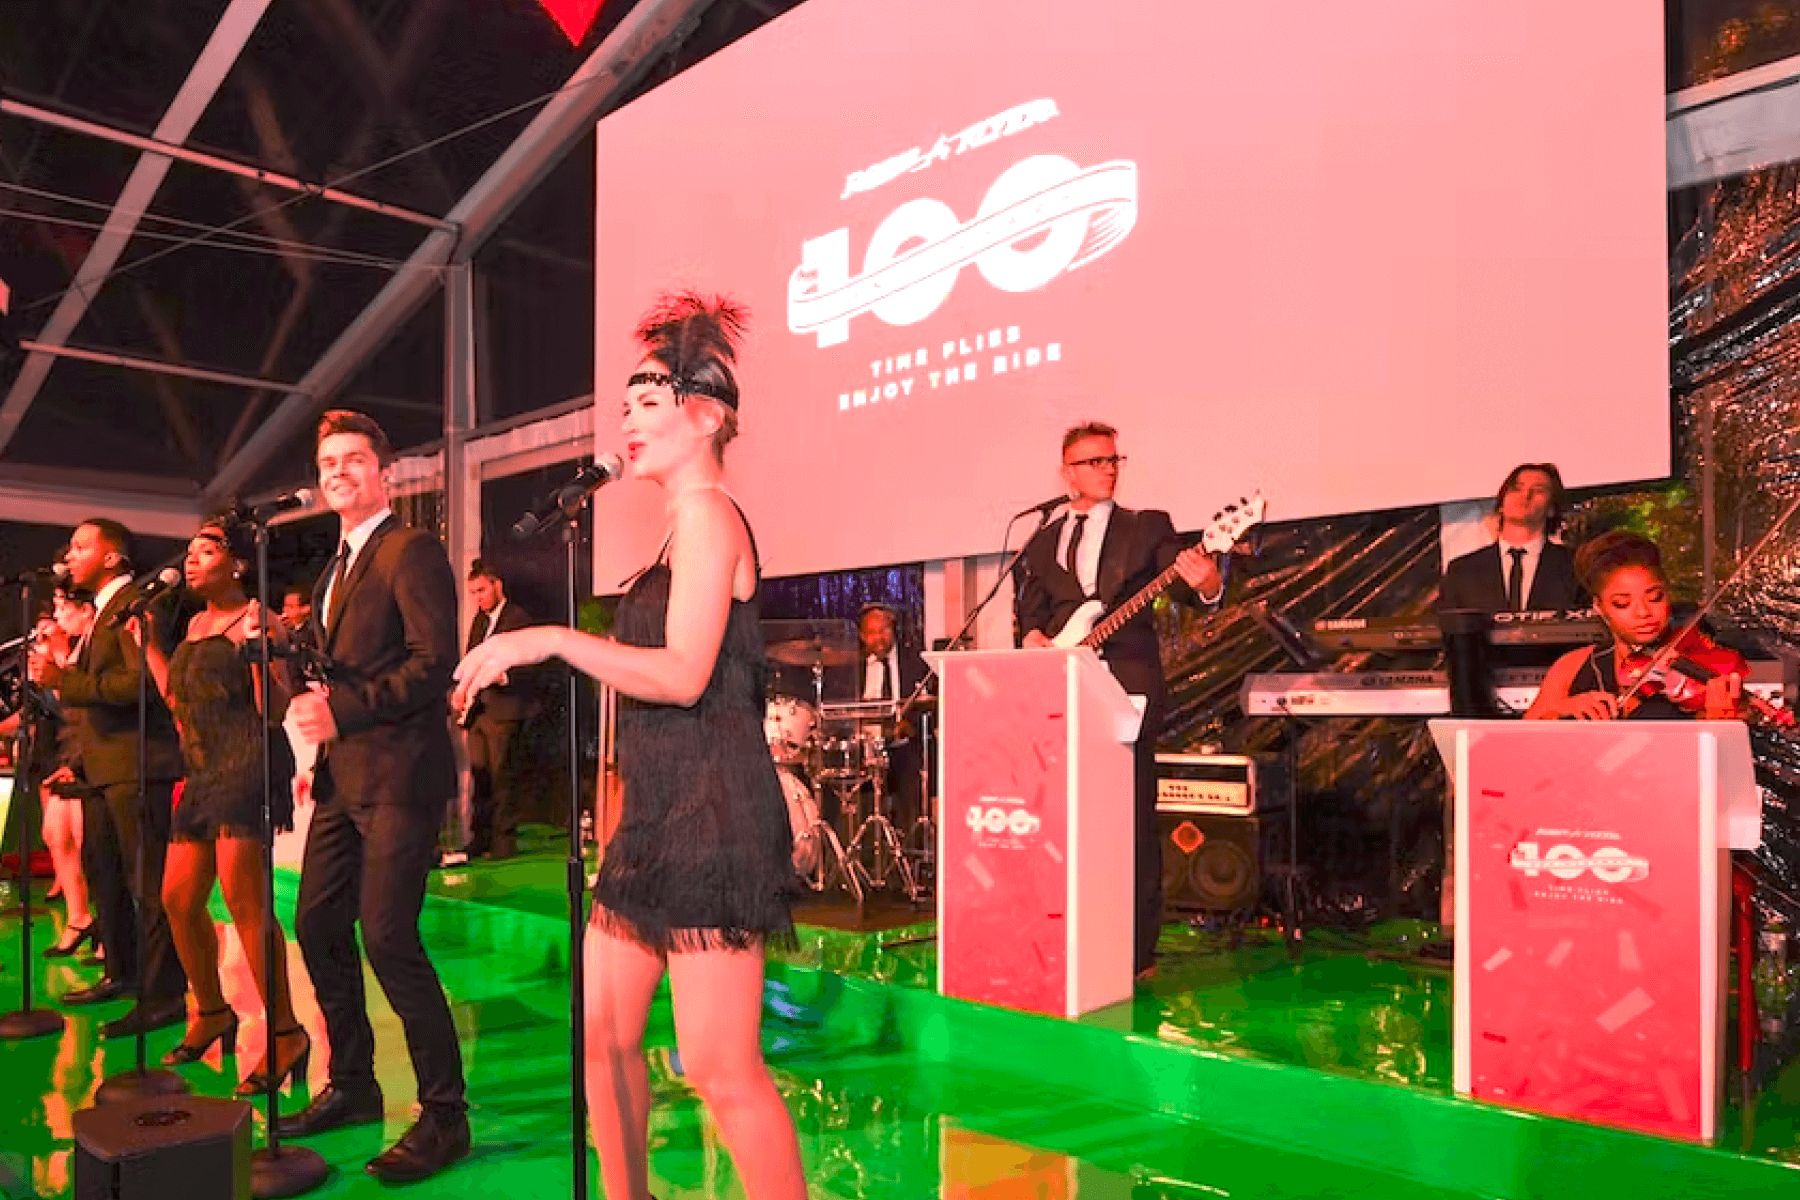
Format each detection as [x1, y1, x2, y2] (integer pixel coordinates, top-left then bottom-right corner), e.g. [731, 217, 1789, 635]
[511, 476, 594, 1200]
[881, 505, 1058, 952]
[0, 578, 65, 1040]
[96, 580, 189, 1103]
[245, 517, 327, 1197]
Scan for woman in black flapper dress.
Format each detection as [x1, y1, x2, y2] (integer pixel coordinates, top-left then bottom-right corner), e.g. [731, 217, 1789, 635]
[455, 294, 804, 1200]
[132, 514, 307, 1093]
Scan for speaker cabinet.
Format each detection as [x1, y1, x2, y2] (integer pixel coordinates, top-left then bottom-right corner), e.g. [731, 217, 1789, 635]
[74, 1095, 252, 1200]
[1159, 810, 1282, 913]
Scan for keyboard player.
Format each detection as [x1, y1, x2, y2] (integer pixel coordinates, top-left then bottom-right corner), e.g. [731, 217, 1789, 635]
[1438, 463, 1584, 616]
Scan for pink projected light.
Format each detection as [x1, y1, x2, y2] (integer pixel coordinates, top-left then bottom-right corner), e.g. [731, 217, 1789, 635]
[593, 0, 1668, 585]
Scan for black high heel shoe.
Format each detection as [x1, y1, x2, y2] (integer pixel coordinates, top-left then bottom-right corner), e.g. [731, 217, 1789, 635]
[163, 1006, 240, 1065]
[238, 1026, 311, 1097]
[42, 923, 95, 960]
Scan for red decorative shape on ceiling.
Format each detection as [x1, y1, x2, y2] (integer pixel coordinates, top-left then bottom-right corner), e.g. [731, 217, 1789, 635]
[534, 0, 605, 45]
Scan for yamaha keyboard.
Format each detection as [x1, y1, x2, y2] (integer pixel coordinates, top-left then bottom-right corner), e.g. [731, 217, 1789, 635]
[1309, 610, 1604, 652]
[1242, 660, 1786, 717]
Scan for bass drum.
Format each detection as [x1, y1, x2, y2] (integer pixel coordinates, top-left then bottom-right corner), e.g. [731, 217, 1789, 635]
[764, 696, 819, 766]
[777, 766, 823, 878]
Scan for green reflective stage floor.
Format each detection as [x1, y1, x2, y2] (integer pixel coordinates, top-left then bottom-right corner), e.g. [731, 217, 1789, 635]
[2, 828, 1800, 1199]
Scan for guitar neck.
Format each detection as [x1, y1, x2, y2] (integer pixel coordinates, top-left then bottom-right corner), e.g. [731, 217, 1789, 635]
[1083, 561, 1184, 648]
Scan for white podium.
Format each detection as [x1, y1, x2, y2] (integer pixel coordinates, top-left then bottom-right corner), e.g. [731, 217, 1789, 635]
[929, 647, 1142, 1018]
[1430, 719, 1760, 1142]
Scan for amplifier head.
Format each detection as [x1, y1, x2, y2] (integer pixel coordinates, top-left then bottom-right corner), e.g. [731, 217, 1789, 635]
[1154, 753, 1289, 816]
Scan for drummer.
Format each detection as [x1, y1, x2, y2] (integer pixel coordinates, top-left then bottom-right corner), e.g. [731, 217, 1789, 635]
[855, 604, 932, 822]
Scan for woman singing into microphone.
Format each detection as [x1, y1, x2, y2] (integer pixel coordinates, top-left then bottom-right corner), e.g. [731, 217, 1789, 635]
[129, 513, 307, 1092]
[455, 293, 805, 1200]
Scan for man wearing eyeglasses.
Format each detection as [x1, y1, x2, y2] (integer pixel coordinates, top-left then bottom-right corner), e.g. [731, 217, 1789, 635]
[1014, 422, 1222, 981]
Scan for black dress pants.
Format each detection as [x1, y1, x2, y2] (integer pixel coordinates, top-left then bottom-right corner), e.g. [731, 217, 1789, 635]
[81, 779, 186, 1002]
[1132, 700, 1167, 975]
[465, 716, 520, 852]
[293, 796, 467, 1115]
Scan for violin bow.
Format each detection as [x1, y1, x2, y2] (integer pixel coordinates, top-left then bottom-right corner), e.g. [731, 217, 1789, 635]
[1615, 486, 1800, 711]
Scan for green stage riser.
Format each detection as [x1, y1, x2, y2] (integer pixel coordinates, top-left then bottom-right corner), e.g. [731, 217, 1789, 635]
[0, 837, 1796, 1198]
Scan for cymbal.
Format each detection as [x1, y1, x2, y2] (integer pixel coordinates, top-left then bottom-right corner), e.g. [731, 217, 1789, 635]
[767, 639, 857, 668]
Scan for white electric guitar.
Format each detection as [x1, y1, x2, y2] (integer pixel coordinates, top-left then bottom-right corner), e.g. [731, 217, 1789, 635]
[1049, 492, 1267, 649]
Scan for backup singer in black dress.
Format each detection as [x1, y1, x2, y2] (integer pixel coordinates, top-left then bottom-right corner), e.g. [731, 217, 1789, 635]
[131, 515, 303, 1089]
[456, 294, 805, 1200]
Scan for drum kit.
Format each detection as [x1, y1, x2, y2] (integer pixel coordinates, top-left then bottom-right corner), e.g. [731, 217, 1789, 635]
[762, 619, 935, 905]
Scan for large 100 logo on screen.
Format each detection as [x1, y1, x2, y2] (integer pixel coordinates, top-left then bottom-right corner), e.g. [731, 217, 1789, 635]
[788, 155, 1137, 348]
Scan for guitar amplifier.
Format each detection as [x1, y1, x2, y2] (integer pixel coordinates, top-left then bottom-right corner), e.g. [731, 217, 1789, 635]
[1155, 753, 1288, 816]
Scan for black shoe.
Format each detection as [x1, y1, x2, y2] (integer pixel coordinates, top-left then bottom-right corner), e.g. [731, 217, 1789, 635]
[163, 1005, 239, 1065]
[43, 923, 97, 960]
[61, 978, 129, 1006]
[365, 1112, 470, 1183]
[102, 998, 186, 1039]
[275, 1083, 384, 1138]
[1417, 938, 1455, 962]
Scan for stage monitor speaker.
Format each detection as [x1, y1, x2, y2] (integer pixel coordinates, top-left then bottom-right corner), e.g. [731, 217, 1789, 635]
[73, 1094, 252, 1200]
[1158, 810, 1282, 913]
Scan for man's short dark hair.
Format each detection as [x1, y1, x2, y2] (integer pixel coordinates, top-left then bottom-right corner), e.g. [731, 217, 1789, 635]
[315, 409, 395, 467]
[467, 558, 502, 584]
[1061, 422, 1118, 456]
[1494, 463, 1566, 536]
[281, 581, 311, 604]
[79, 517, 136, 571]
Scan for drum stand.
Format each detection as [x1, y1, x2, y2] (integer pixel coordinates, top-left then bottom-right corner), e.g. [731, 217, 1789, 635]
[842, 774, 915, 897]
[801, 807, 862, 905]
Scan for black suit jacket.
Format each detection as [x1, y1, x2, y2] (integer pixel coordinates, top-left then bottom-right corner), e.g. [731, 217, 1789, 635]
[310, 517, 460, 808]
[856, 643, 931, 704]
[1014, 505, 1189, 702]
[1438, 541, 1585, 614]
[464, 601, 535, 723]
[57, 581, 182, 788]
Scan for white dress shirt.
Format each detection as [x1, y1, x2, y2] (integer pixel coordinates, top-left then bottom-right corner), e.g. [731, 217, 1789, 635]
[1498, 534, 1546, 610]
[323, 506, 394, 624]
[1054, 500, 1113, 598]
[76, 572, 132, 663]
[473, 598, 507, 645]
[863, 648, 901, 701]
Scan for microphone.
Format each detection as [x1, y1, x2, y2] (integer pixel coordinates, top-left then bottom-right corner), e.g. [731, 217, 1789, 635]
[110, 567, 182, 626]
[510, 455, 625, 540]
[1014, 494, 1071, 518]
[241, 488, 316, 523]
[8, 562, 70, 585]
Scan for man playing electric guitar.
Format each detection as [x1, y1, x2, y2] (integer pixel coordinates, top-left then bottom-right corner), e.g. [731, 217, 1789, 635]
[1014, 422, 1225, 980]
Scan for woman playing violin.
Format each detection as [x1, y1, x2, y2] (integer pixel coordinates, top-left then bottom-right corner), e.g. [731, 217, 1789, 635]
[1525, 530, 1750, 722]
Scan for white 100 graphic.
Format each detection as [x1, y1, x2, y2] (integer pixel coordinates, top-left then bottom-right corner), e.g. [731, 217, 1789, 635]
[1508, 842, 1650, 884]
[788, 154, 1138, 348]
[966, 805, 1041, 837]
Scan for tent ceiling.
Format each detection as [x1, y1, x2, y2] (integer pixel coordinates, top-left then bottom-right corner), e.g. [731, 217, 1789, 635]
[0, 0, 799, 507]
[0, 0, 1787, 516]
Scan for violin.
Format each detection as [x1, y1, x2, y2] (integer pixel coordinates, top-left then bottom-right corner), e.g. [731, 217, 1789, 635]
[1616, 626, 1796, 728]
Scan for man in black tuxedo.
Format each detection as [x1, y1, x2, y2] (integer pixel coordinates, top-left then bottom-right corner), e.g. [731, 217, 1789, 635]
[855, 603, 932, 827]
[1013, 423, 1223, 979]
[281, 410, 469, 1182]
[31, 518, 187, 1033]
[1438, 463, 1584, 614]
[461, 559, 534, 860]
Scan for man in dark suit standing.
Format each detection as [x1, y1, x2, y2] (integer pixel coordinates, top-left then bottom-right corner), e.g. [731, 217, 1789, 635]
[855, 603, 932, 828]
[461, 559, 534, 860]
[280, 410, 469, 1182]
[1438, 463, 1584, 614]
[1013, 422, 1222, 980]
[31, 518, 187, 1033]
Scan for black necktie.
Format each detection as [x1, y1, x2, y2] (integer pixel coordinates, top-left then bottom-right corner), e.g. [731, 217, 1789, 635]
[1506, 547, 1526, 612]
[1065, 513, 1088, 581]
[327, 541, 350, 624]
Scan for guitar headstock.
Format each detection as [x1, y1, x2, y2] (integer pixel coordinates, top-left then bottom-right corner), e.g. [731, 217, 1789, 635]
[1199, 492, 1267, 555]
